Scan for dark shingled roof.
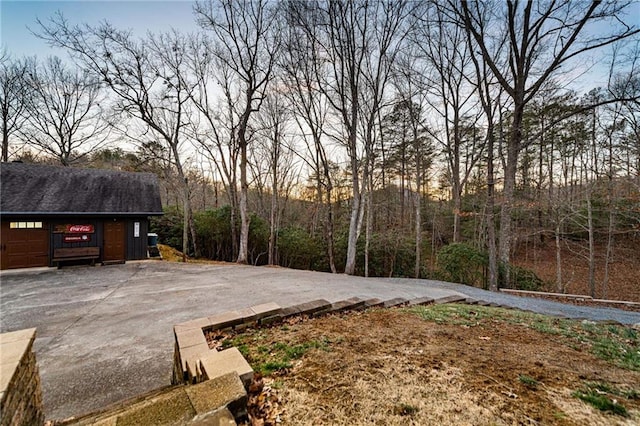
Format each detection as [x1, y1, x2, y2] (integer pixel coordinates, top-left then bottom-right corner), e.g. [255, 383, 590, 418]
[0, 162, 163, 216]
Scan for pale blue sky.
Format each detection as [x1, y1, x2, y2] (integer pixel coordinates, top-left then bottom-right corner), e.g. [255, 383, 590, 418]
[1, 0, 198, 58]
[1, 0, 638, 91]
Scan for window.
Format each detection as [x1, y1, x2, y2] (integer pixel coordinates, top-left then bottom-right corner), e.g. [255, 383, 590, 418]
[9, 221, 43, 229]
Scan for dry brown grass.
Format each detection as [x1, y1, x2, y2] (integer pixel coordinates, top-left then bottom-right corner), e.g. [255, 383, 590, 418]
[228, 307, 640, 425]
[157, 244, 186, 262]
[156, 244, 230, 265]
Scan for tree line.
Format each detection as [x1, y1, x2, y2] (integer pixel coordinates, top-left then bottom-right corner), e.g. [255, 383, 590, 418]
[1, 0, 639, 294]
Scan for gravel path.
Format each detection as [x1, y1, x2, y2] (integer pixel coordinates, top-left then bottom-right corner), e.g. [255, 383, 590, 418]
[390, 277, 640, 325]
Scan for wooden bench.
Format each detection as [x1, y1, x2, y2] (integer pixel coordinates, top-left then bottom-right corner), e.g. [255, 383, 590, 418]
[52, 247, 100, 268]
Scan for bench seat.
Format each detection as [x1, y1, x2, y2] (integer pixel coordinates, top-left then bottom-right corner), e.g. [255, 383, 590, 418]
[53, 247, 100, 267]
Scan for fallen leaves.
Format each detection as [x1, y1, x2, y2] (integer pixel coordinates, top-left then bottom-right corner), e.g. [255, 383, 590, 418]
[245, 373, 284, 426]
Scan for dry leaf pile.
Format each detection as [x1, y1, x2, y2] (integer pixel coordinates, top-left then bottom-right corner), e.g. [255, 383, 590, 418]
[244, 374, 284, 426]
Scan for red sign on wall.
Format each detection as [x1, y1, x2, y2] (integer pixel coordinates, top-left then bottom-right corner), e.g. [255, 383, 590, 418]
[63, 235, 91, 243]
[67, 224, 94, 234]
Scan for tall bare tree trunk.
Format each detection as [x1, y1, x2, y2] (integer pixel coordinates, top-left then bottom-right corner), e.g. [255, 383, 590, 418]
[1, 128, 8, 162]
[237, 140, 250, 264]
[555, 222, 563, 292]
[326, 181, 337, 273]
[499, 103, 524, 285]
[415, 185, 422, 279]
[268, 190, 277, 266]
[602, 209, 614, 299]
[182, 196, 189, 262]
[268, 133, 279, 265]
[171, 136, 197, 260]
[586, 194, 596, 297]
[365, 187, 372, 278]
[345, 179, 364, 275]
[486, 125, 498, 291]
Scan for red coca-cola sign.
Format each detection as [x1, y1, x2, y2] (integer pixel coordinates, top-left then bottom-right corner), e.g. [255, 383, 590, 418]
[67, 224, 94, 234]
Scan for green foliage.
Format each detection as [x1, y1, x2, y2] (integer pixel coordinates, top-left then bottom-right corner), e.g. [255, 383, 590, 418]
[259, 360, 293, 375]
[194, 206, 235, 261]
[573, 387, 629, 417]
[435, 242, 544, 290]
[277, 227, 327, 271]
[582, 382, 640, 400]
[220, 331, 333, 375]
[518, 375, 539, 388]
[501, 264, 544, 291]
[409, 304, 496, 326]
[245, 339, 331, 376]
[196, 207, 269, 264]
[591, 337, 640, 371]
[350, 232, 411, 277]
[361, 232, 419, 278]
[235, 344, 250, 358]
[393, 403, 419, 416]
[333, 228, 425, 277]
[527, 317, 640, 371]
[150, 205, 184, 250]
[157, 205, 269, 264]
[436, 243, 487, 288]
[248, 213, 269, 265]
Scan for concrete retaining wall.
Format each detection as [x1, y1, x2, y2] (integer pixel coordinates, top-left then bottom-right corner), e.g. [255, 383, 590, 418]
[0, 328, 44, 426]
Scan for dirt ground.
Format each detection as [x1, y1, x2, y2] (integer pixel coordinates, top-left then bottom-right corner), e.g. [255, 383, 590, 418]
[515, 238, 640, 303]
[218, 306, 640, 426]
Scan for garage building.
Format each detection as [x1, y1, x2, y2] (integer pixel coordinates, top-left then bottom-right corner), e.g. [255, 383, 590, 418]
[0, 162, 163, 270]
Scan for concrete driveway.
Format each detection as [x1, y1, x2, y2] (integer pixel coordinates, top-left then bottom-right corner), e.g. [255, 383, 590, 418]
[1, 261, 639, 420]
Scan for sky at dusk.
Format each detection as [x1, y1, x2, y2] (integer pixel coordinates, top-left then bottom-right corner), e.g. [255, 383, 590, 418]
[1, 0, 638, 92]
[1, 0, 198, 58]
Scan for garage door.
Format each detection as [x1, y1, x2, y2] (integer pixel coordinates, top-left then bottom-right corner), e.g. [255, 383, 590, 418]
[0, 221, 50, 269]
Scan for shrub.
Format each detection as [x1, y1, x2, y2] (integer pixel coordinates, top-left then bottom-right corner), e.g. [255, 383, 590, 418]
[194, 206, 235, 261]
[334, 229, 423, 277]
[436, 243, 544, 291]
[503, 264, 544, 291]
[436, 243, 487, 288]
[150, 205, 184, 251]
[248, 213, 269, 265]
[277, 227, 327, 271]
[155, 205, 270, 263]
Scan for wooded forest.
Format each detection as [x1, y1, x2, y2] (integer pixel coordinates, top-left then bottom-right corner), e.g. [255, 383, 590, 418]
[2, 1, 639, 299]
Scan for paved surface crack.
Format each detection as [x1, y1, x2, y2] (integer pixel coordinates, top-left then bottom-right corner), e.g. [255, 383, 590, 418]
[39, 266, 143, 351]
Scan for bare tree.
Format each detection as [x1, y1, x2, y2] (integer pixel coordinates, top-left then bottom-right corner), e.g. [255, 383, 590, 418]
[186, 33, 242, 258]
[281, 0, 338, 272]
[195, 0, 279, 264]
[465, 24, 506, 291]
[600, 47, 640, 297]
[37, 17, 199, 258]
[418, 3, 484, 243]
[20, 56, 108, 166]
[250, 91, 296, 265]
[0, 53, 31, 162]
[456, 0, 639, 280]
[360, 1, 410, 277]
[301, 0, 409, 275]
[390, 46, 437, 278]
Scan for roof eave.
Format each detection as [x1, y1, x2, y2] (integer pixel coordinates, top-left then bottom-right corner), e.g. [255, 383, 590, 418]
[0, 212, 164, 217]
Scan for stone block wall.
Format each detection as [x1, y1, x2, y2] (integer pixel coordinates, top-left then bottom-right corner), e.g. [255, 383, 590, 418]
[0, 328, 44, 426]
